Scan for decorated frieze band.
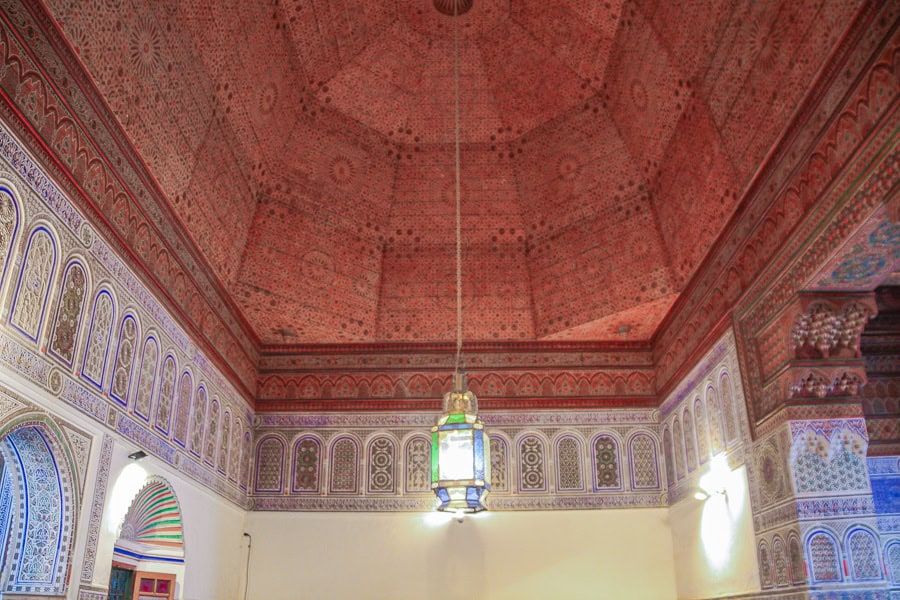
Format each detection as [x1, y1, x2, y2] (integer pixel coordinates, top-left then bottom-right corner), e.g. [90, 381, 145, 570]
[257, 366, 657, 409]
[249, 409, 664, 512]
[260, 343, 653, 370]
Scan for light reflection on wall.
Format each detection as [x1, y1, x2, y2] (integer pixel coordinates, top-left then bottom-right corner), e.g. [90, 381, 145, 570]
[105, 462, 148, 535]
[698, 456, 747, 573]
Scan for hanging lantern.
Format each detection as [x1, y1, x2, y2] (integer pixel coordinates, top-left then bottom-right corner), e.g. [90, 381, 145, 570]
[432, 372, 491, 512]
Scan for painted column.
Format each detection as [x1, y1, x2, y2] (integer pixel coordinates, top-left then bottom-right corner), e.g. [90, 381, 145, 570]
[744, 292, 893, 596]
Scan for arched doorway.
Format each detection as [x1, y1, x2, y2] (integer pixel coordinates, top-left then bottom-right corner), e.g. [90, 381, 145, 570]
[109, 477, 185, 600]
[0, 418, 78, 597]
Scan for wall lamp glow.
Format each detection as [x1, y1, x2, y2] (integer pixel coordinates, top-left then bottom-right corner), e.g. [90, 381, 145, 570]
[128, 450, 147, 461]
[695, 453, 731, 501]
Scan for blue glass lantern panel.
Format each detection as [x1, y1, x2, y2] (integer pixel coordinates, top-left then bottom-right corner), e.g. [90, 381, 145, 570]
[474, 429, 485, 480]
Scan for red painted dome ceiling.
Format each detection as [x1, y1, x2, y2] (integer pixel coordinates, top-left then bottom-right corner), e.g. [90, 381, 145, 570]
[45, 0, 860, 345]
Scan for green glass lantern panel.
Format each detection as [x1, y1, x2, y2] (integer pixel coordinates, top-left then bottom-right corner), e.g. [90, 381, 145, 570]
[431, 431, 439, 483]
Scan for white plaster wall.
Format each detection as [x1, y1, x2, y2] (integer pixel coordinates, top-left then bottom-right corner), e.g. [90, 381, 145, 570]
[244, 508, 677, 600]
[669, 465, 760, 599]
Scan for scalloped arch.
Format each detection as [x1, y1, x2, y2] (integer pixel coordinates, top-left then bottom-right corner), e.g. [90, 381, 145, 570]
[120, 477, 184, 553]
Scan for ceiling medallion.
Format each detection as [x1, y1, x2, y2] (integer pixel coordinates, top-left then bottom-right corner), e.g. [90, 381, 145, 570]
[433, 0, 473, 16]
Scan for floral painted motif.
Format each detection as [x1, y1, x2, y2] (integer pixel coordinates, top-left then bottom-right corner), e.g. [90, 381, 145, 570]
[154, 356, 176, 433]
[133, 337, 159, 421]
[49, 263, 86, 364]
[110, 315, 136, 402]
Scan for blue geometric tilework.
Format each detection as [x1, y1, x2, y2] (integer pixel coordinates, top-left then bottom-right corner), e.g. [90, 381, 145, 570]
[8, 428, 63, 586]
[870, 472, 900, 515]
[0, 459, 12, 565]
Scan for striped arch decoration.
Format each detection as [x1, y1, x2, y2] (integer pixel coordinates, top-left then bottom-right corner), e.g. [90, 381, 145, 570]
[116, 477, 184, 564]
[47, 260, 88, 366]
[81, 290, 116, 390]
[0, 186, 20, 288]
[9, 226, 57, 342]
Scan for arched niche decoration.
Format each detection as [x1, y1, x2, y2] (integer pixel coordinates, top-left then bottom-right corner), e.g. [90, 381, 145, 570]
[47, 258, 89, 367]
[9, 224, 57, 342]
[628, 431, 660, 490]
[0, 184, 21, 294]
[402, 434, 431, 494]
[114, 476, 185, 568]
[0, 414, 79, 597]
[255, 435, 286, 493]
[555, 433, 585, 492]
[366, 434, 397, 495]
[488, 433, 511, 493]
[291, 435, 322, 493]
[592, 433, 621, 491]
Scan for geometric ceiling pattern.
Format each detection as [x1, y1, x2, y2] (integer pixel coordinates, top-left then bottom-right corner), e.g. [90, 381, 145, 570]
[46, 0, 862, 345]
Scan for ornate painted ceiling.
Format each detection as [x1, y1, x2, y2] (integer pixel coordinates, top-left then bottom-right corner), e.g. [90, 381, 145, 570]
[42, 0, 863, 347]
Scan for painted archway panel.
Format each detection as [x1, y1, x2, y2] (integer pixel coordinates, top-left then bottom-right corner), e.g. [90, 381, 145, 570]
[0, 424, 73, 595]
[119, 478, 184, 552]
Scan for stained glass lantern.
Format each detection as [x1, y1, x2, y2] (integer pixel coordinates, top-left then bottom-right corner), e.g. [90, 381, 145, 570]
[432, 372, 491, 512]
